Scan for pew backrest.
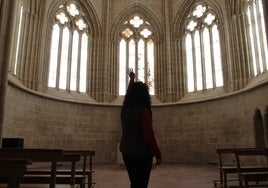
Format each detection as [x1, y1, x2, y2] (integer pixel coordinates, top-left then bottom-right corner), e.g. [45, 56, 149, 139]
[0, 148, 63, 188]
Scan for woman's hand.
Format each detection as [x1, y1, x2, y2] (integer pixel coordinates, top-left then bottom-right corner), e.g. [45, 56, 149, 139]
[155, 156, 162, 165]
[128, 69, 135, 84]
[129, 71, 135, 80]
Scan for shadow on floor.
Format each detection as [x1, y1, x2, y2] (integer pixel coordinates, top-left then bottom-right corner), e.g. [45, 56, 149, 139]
[93, 163, 219, 188]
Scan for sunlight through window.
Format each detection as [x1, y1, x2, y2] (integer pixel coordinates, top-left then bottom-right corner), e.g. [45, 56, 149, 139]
[48, 24, 60, 88]
[119, 15, 155, 95]
[184, 3, 223, 92]
[48, 2, 89, 92]
[247, 0, 268, 75]
[14, 5, 23, 75]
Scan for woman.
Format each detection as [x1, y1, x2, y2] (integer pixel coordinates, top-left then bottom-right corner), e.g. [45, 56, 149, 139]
[120, 72, 162, 188]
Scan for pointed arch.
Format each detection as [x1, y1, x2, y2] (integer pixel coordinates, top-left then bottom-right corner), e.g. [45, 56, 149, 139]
[111, 3, 161, 42]
[47, 0, 101, 38]
[174, 0, 224, 38]
[173, 0, 226, 96]
[43, 0, 101, 95]
[110, 3, 162, 97]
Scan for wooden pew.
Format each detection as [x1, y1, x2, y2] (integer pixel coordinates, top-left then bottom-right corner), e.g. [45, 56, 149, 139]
[214, 148, 267, 188]
[27, 150, 96, 188]
[0, 159, 31, 188]
[63, 150, 96, 188]
[235, 148, 268, 188]
[214, 148, 236, 188]
[25, 152, 85, 188]
[0, 148, 62, 188]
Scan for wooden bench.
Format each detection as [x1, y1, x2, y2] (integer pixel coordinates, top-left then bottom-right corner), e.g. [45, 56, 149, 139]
[63, 150, 96, 188]
[235, 148, 268, 188]
[0, 148, 62, 188]
[0, 148, 85, 188]
[27, 150, 96, 188]
[214, 148, 267, 188]
[25, 152, 86, 188]
[0, 158, 32, 188]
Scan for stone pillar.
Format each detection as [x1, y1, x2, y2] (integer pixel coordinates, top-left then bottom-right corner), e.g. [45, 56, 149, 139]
[264, 106, 268, 147]
[102, 0, 112, 102]
[0, 0, 16, 141]
[226, 0, 252, 91]
[253, 108, 265, 148]
[262, 0, 268, 47]
[163, 0, 172, 102]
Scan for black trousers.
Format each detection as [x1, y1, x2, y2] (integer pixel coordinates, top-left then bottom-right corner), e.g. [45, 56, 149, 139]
[122, 153, 153, 188]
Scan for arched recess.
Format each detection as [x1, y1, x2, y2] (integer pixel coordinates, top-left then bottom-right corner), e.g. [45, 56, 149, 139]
[173, 0, 228, 99]
[110, 3, 162, 101]
[42, 0, 101, 101]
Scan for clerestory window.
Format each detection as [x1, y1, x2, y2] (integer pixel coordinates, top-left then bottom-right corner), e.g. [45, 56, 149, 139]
[119, 15, 155, 95]
[184, 4, 223, 92]
[48, 3, 89, 92]
[247, 0, 268, 76]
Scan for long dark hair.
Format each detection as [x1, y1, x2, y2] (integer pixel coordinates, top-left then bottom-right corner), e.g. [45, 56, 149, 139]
[122, 81, 152, 113]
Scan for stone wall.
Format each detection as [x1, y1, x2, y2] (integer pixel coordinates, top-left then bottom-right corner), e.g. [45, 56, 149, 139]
[2, 82, 268, 163]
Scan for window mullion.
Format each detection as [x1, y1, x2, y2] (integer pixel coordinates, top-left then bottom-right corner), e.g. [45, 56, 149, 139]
[192, 32, 197, 91]
[200, 29, 206, 90]
[145, 40, 148, 83]
[56, 26, 64, 89]
[76, 33, 82, 91]
[209, 25, 216, 88]
[135, 39, 138, 78]
[86, 36, 90, 93]
[66, 30, 73, 91]
[126, 40, 130, 89]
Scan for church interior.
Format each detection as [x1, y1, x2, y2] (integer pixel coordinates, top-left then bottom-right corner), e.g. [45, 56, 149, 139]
[0, 0, 268, 187]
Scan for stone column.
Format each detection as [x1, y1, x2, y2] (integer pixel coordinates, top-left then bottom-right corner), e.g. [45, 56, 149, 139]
[262, 0, 268, 47]
[163, 0, 173, 102]
[226, 0, 252, 91]
[0, 0, 16, 141]
[102, 0, 112, 102]
[264, 106, 268, 147]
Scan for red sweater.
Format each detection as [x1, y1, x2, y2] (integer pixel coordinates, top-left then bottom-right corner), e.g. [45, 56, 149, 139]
[141, 108, 161, 158]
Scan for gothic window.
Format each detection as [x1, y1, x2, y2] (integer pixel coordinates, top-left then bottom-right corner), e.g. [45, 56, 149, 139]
[184, 4, 223, 92]
[48, 3, 89, 92]
[119, 15, 155, 95]
[247, 0, 268, 76]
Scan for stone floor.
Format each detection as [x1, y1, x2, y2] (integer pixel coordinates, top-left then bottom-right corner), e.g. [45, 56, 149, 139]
[93, 163, 219, 188]
[0, 163, 221, 188]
